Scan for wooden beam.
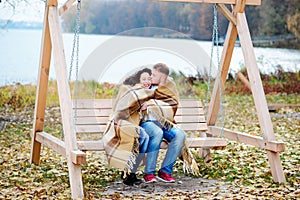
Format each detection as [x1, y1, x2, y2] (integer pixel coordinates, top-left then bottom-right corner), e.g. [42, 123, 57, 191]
[268, 104, 300, 112]
[30, 4, 52, 165]
[237, 13, 274, 141]
[208, 126, 285, 152]
[217, 4, 236, 25]
[36, 132, 86, 165]
[236, 12, 286, 183]
[36, 132, 66, 156]
[59, 0, 76, 16]
[48, 5, 84, 199]
[234, 0, 246, 13]
[236, 71, 251, 90]
[160, 0, 261, 6]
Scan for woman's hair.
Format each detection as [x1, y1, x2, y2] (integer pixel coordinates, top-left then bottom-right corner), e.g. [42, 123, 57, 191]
[123, 68, 152, 86]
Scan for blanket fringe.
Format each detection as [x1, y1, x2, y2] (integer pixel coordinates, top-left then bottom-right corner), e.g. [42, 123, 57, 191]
[181, 141, 200, 176]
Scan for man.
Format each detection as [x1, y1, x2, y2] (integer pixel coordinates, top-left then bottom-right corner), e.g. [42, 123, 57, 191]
[140, 63, 186, 183]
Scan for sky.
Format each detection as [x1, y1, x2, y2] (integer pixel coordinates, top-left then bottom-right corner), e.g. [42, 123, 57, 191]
[0, 0, 67, 22]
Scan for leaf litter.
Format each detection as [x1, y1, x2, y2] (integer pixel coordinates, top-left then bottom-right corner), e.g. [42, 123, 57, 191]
[0, 93, 299, 199]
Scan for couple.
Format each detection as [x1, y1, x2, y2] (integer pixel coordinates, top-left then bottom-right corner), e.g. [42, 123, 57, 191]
[102, 63, 199, 186]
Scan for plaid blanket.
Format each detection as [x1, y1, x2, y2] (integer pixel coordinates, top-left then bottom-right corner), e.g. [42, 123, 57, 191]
[102, 78, 199, 175]
[102, 84, 155, 172]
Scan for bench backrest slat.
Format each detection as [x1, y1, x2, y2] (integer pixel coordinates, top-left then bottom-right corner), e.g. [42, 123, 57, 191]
[74, 99, 207, 134]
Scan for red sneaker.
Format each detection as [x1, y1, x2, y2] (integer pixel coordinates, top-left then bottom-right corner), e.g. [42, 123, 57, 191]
[157, 171, 175, 183]
[144, 174, 158, 183]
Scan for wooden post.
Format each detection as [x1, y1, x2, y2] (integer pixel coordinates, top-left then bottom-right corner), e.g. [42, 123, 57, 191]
[48, 1, 84, 199]
[236, 71, 251, 91]
[236, 12, 286, 183]
[30, 3, 52, 165]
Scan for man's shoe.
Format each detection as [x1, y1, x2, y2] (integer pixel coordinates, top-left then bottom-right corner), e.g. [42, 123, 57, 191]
[122, 172, 143, 186]
[144, 174, 158, 183]
[157, 170, 175, 183]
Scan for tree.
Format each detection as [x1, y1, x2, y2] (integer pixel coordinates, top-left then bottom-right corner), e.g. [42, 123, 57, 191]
[287, 0, 300, 39]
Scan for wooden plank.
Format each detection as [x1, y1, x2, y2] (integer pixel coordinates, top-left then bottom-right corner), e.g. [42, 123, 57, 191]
[75, 124, 108, 133]
[207, 22, 238, 125]
[77, 140, 104, 151]
[36, 132, 66, 156]
[187, 137, 226, 148]
[76, 109, 112, 117]
[59, 0, 76, 16]
[75, 99, 114, 109]
[75, 116, 110, 125]
[160, 0, 261, 6]
[74, 99, 203, 109]
[48, 5, 84, 199]
[75, 122, 207, 134]
[30, 4, 52, 165]
[217, 4, 237, 25]
[77, 137, 226, 151]
[237, 12, 286, 183]
[74, 115, 206, 125]
[75, 107, 204, 117]
[209, 126, 285, 152]
[268, 104, 300, 112]
[179, 99, 204, 107]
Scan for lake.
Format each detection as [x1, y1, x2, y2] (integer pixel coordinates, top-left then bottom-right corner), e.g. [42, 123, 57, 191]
[0, 29, 299, 86]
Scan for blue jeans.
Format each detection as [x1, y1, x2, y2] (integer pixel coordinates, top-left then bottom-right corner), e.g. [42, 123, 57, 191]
[141, 121, 186, 175]
[132, 127, 149, 173]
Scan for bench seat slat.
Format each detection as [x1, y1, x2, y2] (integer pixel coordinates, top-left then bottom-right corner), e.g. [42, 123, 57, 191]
[75, 107, 205, 117]
[75, 115, 206, 125]
[77, 137, 226, 151]
[75, 122, 207, 134]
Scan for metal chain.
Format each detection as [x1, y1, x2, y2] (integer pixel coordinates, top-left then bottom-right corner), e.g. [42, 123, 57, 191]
[214, 5, 225, 137]
[205, 4, 218, 116]
[64, 0, 81, 141]
[205, 4, 224, 137]
[74, 1, 81, 121]
[68, 1, 81, 83]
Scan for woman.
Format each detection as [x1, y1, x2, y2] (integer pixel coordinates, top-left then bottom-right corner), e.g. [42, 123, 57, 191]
[102, 68, 154, 186]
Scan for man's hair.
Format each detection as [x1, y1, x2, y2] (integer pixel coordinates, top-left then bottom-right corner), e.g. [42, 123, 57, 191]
[153, 63, 169, 75]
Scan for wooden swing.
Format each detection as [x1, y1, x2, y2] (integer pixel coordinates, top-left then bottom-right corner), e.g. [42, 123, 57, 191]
[30, 0, 286, 199]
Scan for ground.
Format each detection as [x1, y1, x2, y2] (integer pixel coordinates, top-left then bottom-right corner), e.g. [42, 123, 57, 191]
[102, 175, 227, 199]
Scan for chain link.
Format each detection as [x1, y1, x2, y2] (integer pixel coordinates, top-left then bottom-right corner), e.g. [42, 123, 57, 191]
[205, 4, 224, 137]
[64, 0, 81, 141]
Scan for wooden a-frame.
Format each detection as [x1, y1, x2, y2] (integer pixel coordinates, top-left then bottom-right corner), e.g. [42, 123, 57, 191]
[30, 0, 286, 199]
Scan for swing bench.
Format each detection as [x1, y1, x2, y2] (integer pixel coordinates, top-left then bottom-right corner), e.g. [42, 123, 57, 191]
[74, 98, 227, 153]
[31, 0, 286, 199]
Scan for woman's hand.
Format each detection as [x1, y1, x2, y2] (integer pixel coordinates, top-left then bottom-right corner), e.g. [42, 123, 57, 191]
[140, 103, 147, 111]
